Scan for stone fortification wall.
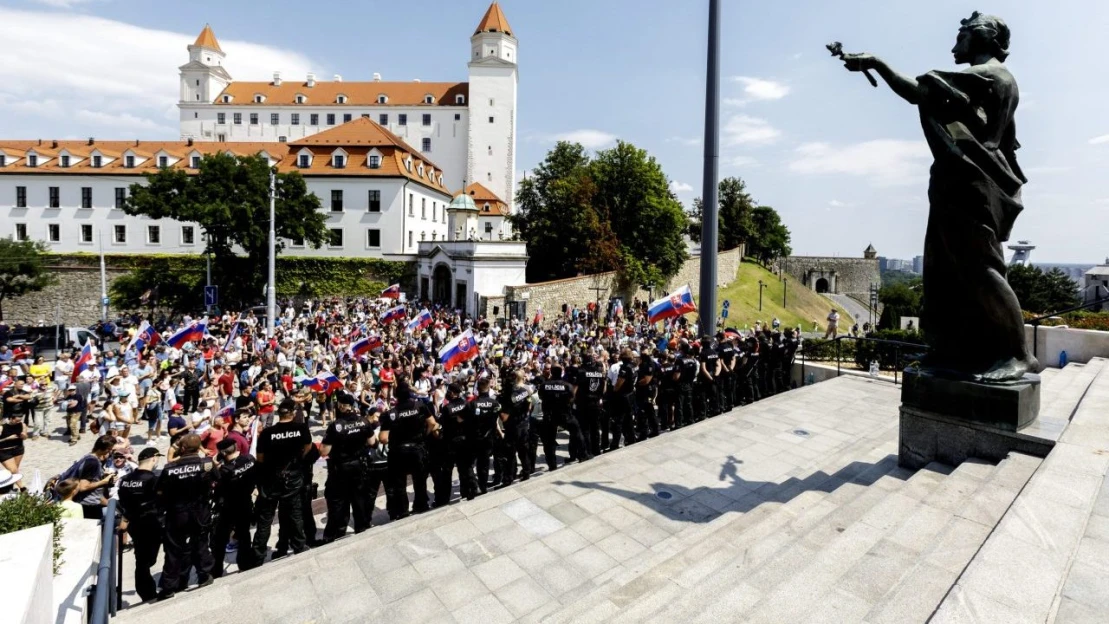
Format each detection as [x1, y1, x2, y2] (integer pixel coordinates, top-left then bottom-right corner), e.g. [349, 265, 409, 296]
[781, 256, 880, 297]
[5, 265, 129, 326]
[488, 246, 743, 319]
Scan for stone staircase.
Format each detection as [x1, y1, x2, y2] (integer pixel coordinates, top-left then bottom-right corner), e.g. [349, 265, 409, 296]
[113, 360, 1109, 624]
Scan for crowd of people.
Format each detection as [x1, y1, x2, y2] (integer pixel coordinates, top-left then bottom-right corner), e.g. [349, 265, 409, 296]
[0, 294, 803, 603]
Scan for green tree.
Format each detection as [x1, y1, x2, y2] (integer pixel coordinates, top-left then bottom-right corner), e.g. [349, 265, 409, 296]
[878, 278, 922, 329]
[1041, 267, 1080, 312]
[0, 239, 57, 321]
[1006, 265, 1079, 314]
[123, 153, 327, 306]
[590, 141, 689, 279]
[747, 205, 792, 265]
[511, 142, 620, 282]
[689, 176, 757, 252]
[109, 258, 204, 318]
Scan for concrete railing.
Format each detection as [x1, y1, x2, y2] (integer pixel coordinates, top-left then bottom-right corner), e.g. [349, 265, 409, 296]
[1025, 324, 1109, 369]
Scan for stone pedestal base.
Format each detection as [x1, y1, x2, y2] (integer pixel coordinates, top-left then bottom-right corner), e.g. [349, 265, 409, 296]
[898, 371, 1047, 470]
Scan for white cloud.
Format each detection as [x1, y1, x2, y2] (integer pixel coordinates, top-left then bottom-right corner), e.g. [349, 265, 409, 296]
[548, 129, 617, 149]
[1088, 134, 1109, 145]
[731, 76, 790, 101]
[724, 155, 759, 168]
[32, 0, 97, 7]
[669, 181, 694, 194]
[788, 140, 931, 186]
[665, 136, 701, 147]
[829, 199, 847, 207]
[723, 115, 780, 146]
[0, 8, 317, 137]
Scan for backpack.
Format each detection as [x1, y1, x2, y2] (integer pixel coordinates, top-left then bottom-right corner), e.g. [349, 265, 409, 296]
[44, 454, 97, 502]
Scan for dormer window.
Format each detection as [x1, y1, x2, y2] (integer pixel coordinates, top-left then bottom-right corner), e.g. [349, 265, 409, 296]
[0, 155, 5, 167]
[336, 95, 348, 104]
[368, 155, 381, 169]
[298, 154, 310, 168]
[405, 158, 412, 172]
[158, 156, 168, 168]
[377, 95, 388, 104]
[333, 154, 346, 169]
[253, 94, 265, 103]
[424, 95, 434, 104]
[455, 94, 466, 105]
[417, 164, 425, 177]
[221, 95, 232, 103]
[92, 155, 102, 168]
[125, 155, 135, 168]
[191, 156, 201, 168]
[60, 155, 70, 168]
[438, 174, 443, 186]
[27, 154, 38, 167]
[295, 94, 307, 104]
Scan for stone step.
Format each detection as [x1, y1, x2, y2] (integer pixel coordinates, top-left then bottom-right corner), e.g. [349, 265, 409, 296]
[1020, 358, 1107, 443]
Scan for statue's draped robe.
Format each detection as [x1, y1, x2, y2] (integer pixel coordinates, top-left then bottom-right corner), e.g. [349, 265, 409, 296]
[917, 62, 1030, 376]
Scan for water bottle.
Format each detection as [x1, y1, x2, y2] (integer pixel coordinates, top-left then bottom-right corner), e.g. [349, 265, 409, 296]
[806, 373, 815, 386]
[1059, 350, 1068, 368]
[869, 360, 880, 377]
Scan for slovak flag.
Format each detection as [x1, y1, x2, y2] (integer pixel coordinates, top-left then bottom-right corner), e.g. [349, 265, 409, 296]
[223, 322, 242, 351]
[127, 321, 160, 354]
[648, 285, 696, 324]
[316, 371, 344, 393]
[166, 321, 207, 348]
[613, 300, 624, 319]
[405, 309, 433, 333]
[723, 327, 742, 341]
[380, 305, 407, 324]
[439, 329, 479, 371]
[71, 342, 94, 382]
[295, 375, 326, 392]
[533, 306, 544, 326]
[381, 284, 401, 299]
[349, 334, 383, 358]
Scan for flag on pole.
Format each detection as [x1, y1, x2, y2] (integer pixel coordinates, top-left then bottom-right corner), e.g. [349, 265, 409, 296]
[127, 321, 160, 353]
[316, 371, 344, 393]
[613, 299, 623, 319]
[71, 342, 94, 382]
[295, 375, 326, 392]
[166, 321, 207, 348]
[439, 329, 479, 371]
[647, 285, 696, 324]
[223, 322, 242, 351]
[380, 284, 401, 299]
[723, 327, 742, 341]
[405, 309, 433, 333]
[248, 419, 259, 457]
[349, 334, 383, 358]
[380, 305, 406, 324]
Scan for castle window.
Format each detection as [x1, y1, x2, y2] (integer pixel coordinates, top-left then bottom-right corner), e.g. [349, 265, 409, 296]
[368, 155, 381, 169]
[298, 154, 310, 168]
[115, 188, 126, 208]
[125, 155, 135, 168]
[367, 229, 381, 248]
[333, 154, 346, 169]
[222, 95, 231, 103]
[217, 113, 226, 124]
[15, 224, 27, 241]
[327, 113, 335, 125]
[147, 225, 161, 245]
[270, 113, 279, 125]
[48, 186, 59, 208]
[233, 113, 242, 125]
[487, 172, 492, 181]
[250, 113, 258, 125]
[81, 187, 92, 208]
[92, 155, 102, 168]
[343, 114, 352, 123]
[158, 156, 168, 168]
[80, 224, 93, 243]
[60, 155, 70, 168]
[455, 95, 465, 105]
[191, 156, 201, 168]
[424, 95, 434, 104]
[422, 138, 432, 152]
[421, 197, 426, 218]
[254, 95, 264, 103]
[182, 226, 195, 245]
[295, 94, 306, 104]
[48, 224, 60, 242]
[328, 228, 343, 247]
[422, 114, 431, 126]
[331, 190, 344, 211]
[398, 114, 407, 126]
[310, 113, 319, 125]
[368, 190, 381, 212]
[455, 113, 461, 121]
[379, 114, 388, 125]
[113, 224, 126, 244]
[278, 136, 287, 143]
[27, 154, 37, 167]
[377, 95, 388, 104]
[489, 116, 495, 123]
[15, 186, 26, 207]
[291, 113, 300, 125]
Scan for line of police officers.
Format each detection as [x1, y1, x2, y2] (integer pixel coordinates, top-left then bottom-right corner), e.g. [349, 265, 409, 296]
[114, 328, 798, 600]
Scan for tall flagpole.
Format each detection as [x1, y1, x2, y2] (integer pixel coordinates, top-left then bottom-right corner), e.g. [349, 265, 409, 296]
[698, 0, 721, 334]
[267, 168, 277, 338]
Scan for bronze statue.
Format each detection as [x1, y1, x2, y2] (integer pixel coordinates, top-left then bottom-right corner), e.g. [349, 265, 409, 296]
[837, 11, 1036, 383]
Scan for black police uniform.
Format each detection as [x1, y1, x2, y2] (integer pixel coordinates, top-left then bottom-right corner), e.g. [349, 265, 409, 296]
[608, 361, 637, 450]
[677, 352, 699, 427]
[363, 418, 392, 521]
[537, 376, 588, 470]
[718, 341, 738, 410]
[466, 393, 500, 495]
[246, 419, 312, 567]
[381, 399, 434, 518]
[441, 397, 474, 500]
[698, 343, 722, 418]
[756, 333, 772, 398]
[156, 454, 218, 591]
[657, 359, 679, 431]
[322, 413, 373, 540]
[428, 399, 458, 508]
[117, 469, 161, 601]
[211, 453, 256, 577]
[498, 385, 533, 486]
[767, 334, 785, 395]
[634, 357, 659, 440]
[574, 364, 607, 456]
[739, 339, 761, 404]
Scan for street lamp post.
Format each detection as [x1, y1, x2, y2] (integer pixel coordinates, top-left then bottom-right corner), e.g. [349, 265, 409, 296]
[783, 278, 788, 307]
[266, 169, 276, 338]
[697, 0, 721, 329]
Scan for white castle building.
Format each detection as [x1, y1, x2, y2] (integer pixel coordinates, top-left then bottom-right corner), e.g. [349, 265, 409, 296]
[0, 2, 526, 312]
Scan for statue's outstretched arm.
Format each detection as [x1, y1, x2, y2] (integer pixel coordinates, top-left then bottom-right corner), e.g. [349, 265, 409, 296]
[843, 54, 921, 105]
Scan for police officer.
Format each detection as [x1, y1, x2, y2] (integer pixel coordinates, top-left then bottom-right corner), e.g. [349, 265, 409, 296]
[677, 343, 699, 427]
[440, 384, 475, 500]
[428, 385, 458, 508]
[538, 365, 590, 470]
[740, 335, 761, 404]
[698, 336, 722, 418]
[634, 350, 659, 439]
[155, 434, 218, 600]
[362, 406, 392, 520]
[321, 393, 372, 542]
[380, 383, 439, 518]
[657, 352, 680, 431]
[467, 377, 500, 495]
[608, 349, 638, 451]
[210, 438, 256, 577]
[498, 369, 534, 485]
[244, 399, 312, 570]
[782, 328, 800, 390]
[574, 354, 607, 457]
[756, 330, 772, 398]
[717, 333, 738, 411]
[117, 447, 163, 602]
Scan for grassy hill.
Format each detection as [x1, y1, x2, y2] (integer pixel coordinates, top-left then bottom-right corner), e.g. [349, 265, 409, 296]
[711, 260, 852, 332]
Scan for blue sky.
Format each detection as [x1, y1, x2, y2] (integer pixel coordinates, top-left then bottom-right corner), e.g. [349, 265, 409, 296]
[2, 0, 1107, 263]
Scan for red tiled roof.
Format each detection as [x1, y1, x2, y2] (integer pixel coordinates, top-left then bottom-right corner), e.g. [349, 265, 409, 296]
[216, 81, 468, 107]
[475, 2, 513, 37]
[193, 24, 223, 53]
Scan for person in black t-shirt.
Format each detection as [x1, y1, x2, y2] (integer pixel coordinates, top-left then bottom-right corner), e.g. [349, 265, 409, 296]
[677, 344, 700, 427]
[717, 333, 738, 411]
[117, 447, 163, 602]
[739, 335, 761, 404]
[243, 399, 312, 570]
[634, 350, 659, 440]
[439, 384, 474, 501]
[466, 378, 500, 495]
[698, 337, 722, 419]
[573, 356, 607, 457]
[211, 438, 256, 577]
[497, 370, 534, 487]
[657, 352, 680, 431]
[608, 350, 638, 451]
[321, 393, 372, 541]
[156, 434, 218, 599]
[538, 365, 589, 469]
[379, 384, 438, 519]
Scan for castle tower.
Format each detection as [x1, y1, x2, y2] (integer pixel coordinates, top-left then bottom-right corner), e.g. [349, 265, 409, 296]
[447, 192, 480, 241]
[863, 243, 877, 259]
[179, 25, 232, 106]
[467, 2, 518, 214]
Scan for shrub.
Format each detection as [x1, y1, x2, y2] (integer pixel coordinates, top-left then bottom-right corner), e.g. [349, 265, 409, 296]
[0, 492, 65, 574]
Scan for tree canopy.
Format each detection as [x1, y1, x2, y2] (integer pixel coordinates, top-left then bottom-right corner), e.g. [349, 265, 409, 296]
[1007, 264, 1080, 314]
[511, 141, 687, 285]
[877, 277, 923, 330]
[689, 176, 791, 263]
[0, 239, 57, 321]
[123, 152, 327, 306]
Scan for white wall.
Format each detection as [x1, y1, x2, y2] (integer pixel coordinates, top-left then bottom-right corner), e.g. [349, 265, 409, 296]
[467, 64, 517, 211]
[0, 524, 53, 624]
[1026, 325, 1109, 369]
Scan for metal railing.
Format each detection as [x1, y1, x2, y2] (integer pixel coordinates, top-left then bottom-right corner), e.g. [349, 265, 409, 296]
[89, 499, 121, 624]
[798, 334, 930, 386]
[1027, 296, 1109, 359]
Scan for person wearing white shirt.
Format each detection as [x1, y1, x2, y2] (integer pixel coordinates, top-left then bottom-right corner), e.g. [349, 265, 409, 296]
[54, 352, 74, 394]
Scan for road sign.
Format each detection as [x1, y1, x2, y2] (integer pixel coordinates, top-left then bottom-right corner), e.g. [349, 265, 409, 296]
[204, 285, 219, 307]
[722, 308, 729, 319]
[722, 299, 731, 308]
[101, 296, 110, 306]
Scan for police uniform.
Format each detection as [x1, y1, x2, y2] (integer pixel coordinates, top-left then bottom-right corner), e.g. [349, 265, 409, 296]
[608, 360, 637, 450]
[677, 351, 699, 427]
[756, 333, 772, 398]
[740, 339, 761, 404]
[440, 396, 474, 500]
[634, 357, 660, 440]
[498, 385, 534, 486]
[428, 398, 460, 508]
[466, 393, 500, 495]
[117, 468, 161, 601]
[381, 399, 434, 518]
[322, 410, 373, 541]
[246, 419, 312, 567]
[537, 375, 589, 470]
[718, 340, 738, 410]
[211, 451, 256, 577]
[156, 454, 218, 592]
[698, 342, 722, 418]
[656, 358, 679, 431]
[574, 363, 607, 457]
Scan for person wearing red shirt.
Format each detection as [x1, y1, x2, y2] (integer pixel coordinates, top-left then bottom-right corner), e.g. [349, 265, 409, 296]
[216, 366, 235, 408]
[255, 381, 276, 427]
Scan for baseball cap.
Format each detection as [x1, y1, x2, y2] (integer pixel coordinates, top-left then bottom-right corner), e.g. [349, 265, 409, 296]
[172, 403, 184, 411]
[137, 447, 163, 461]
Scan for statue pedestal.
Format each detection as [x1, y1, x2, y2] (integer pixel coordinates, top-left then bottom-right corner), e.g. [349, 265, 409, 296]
[898, 371, 1048, 469]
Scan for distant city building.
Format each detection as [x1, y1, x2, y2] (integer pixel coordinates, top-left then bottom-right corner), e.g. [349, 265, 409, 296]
[913, 255, 924, 274]
[1084, 258, 1109, 311]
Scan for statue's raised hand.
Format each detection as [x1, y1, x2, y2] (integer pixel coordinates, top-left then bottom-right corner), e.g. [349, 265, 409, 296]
[842, 53, 879, 72]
